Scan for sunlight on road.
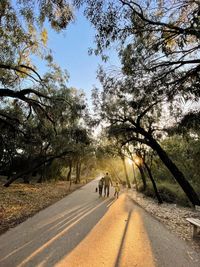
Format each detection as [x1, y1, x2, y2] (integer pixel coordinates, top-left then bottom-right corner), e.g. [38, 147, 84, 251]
[56, 194, 155, 267]
[1, 181, 199, 267]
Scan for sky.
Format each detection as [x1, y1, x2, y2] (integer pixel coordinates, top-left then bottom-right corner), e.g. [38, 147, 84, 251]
[34, 9, 120, 103]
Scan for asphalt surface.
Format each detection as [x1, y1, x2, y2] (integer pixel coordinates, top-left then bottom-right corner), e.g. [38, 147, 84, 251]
[0, 179, 200, 267]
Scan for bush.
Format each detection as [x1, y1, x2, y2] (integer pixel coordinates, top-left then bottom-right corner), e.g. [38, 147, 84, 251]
[143, 182, 191, 207]
[137, 183, 145, 192]
[158, 183, 177, 203]
[143, 183, 156, 198]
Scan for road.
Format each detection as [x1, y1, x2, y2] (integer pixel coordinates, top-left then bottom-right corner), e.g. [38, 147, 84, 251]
[0, 179, 199, 267]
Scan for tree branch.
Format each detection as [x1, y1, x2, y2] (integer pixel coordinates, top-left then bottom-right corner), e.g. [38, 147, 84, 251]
[119, 0, 199, 37]
[0, 88, 49, 100]
[136, 100, 161, 125]
[0, 64, 42, 82]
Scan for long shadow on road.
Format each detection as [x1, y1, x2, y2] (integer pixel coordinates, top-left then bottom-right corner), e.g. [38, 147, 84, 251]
[114, 211, 132, 267]
[0, 197, 116, 267]
[127, 196, 200, 267]
[1, 202, 93, 262]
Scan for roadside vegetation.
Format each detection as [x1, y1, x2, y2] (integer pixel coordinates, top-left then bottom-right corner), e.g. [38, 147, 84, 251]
[144, 136, 200, 206]
[0, 180, 80, 234]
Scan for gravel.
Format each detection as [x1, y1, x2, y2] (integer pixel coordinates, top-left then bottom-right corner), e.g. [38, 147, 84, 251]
[127, 190, 200, 251]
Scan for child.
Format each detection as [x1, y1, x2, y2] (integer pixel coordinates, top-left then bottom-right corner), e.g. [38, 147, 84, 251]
[114, 182, 120, 198]
[98, 177, 104, 197]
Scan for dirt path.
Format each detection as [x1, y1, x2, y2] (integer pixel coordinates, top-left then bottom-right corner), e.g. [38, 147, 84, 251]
[0, 180, 199, 267]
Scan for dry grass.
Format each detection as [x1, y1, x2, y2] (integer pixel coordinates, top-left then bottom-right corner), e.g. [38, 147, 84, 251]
[0, 180, 86, 234]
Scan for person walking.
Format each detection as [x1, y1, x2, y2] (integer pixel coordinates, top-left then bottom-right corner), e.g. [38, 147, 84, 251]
[114, 182, 120, 198]
[98, 177, 104, 197]
[104, 172, 112, 197]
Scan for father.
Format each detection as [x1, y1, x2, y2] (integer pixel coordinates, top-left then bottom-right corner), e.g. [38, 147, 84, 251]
[104, 172, 112, 197]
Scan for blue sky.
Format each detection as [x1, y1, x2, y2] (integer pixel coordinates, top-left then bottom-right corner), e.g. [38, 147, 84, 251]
[35, 9, 120, 103]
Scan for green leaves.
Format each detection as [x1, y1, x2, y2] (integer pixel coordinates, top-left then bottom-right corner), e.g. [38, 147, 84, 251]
[0, 0, 74, 88]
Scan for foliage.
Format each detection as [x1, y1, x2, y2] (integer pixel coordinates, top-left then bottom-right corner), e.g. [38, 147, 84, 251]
[1, 0, 73, 84]
[0, 0, 75, 131]
[0, 1, 97, 186]
[91, 52, 200, 205]
[143, 181, 191, 207]
[135, 134, 200, 207]
[151, 135, 200, 189]
[78, 0, 200, 98]
[0, 80, 94, 185]
[82, 0, 200, 205]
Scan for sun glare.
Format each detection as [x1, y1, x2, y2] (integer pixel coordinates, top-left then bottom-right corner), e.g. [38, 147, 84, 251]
[134, 157, 141, 165]
[127, 158, 133, 165]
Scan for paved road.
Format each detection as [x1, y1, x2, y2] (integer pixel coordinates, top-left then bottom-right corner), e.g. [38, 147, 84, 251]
[0, 179, 199, 267]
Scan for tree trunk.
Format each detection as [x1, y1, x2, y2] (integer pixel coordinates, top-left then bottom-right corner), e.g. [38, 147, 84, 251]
[136, 164, 147, 191]
[37, 174, 43, 183]
[37, 163, 45, 183]
[5, 168, 34, 187]
[144, 161, 163, 204]
[130, 155, 138, 190]
[147, 135, 200, 206]
[75, 160, 81, 184]
[121, 156, 131, 188]
[67, 161, 72, 181]
[132, 162, 138, 191]
[78, 162, 81, 183]
[6, 157, 13, 180]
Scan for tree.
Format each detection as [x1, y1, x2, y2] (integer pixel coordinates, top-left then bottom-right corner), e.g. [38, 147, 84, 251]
[1, 1, 99, 187]
[135, 148, 163, 204]
[133, 156, 147, 191]
[78, 0, 200, 97]
[0, 0, 75, 127]
[74, 0, 200, 205]
[1, 83, 92, 186]
[92, 69, 200, 206]
[119, 152, 131, 188]
[78, 1, 200, 143]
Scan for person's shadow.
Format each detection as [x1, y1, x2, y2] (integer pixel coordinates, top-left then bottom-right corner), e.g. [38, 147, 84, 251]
[0, 197, 116, 267]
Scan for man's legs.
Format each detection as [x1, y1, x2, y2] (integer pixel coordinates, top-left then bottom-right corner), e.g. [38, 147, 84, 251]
[104, 185, 109, 196]
[99, 186, 102, 196]
[104, 185, 107, 197]
[107, 185, 110, 197]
